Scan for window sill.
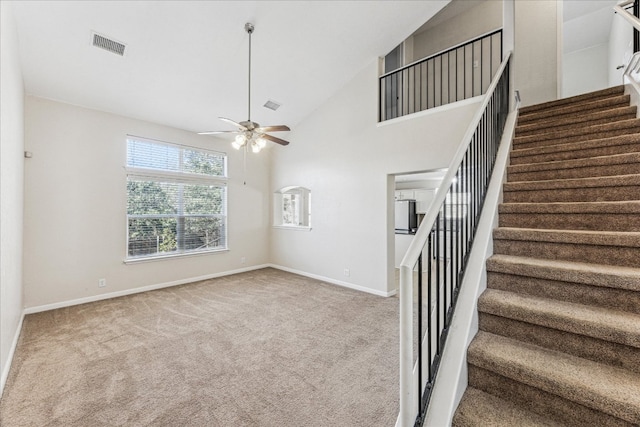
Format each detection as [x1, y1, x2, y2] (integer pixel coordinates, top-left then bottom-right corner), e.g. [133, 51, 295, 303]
[124, 248, 229, 264]
[273, 225, 312, 232]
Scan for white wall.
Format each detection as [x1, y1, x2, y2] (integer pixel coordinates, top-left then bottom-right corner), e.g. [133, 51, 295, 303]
[0, 1, 25, 394]
[270, 59, 481, 296]
[563, 43, 609, 97]
[23, 97, 271, 309]
[503, 0, 515, 56]
[514, 0, 560, 106]
[412, 0, 503, 61]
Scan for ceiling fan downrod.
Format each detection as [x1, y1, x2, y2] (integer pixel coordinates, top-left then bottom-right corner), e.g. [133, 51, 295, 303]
[245, 22, 254, 123]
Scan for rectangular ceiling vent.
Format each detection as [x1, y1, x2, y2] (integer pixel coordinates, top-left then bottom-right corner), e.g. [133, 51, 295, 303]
[263, 100, 282, 111]
[92, 32, 126, 56]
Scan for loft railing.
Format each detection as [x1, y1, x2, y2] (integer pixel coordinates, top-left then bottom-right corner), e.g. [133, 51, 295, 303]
[379, 30, 502, 122]
[615, 1, 640, 92]
[614, 0, 640, 51]
[398, 52, 511, 427]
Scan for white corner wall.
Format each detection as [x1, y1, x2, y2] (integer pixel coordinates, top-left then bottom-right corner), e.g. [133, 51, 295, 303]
[1, 1, 25, 394]
[269, 59, 481, 296]
[514, 0, 559, 107]
[563, 43, 609, 98]
[23, 97, 271, 309]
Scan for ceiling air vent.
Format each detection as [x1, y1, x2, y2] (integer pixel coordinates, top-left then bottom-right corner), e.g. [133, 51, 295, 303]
[263, 100, 282, 111]
[91, 32, 126, 56]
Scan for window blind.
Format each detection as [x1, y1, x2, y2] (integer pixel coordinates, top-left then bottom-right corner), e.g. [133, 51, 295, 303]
[126, 137, 227, 260]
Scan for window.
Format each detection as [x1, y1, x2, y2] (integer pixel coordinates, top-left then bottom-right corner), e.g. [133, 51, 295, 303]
[126, 137, 227, 260]
[274, 186, 311, 229]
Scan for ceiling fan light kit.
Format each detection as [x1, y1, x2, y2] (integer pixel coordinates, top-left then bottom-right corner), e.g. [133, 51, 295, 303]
[198, 23, 291, 153]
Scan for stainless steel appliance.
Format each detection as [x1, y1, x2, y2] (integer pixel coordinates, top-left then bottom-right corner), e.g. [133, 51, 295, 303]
[395, 199, 417, 234]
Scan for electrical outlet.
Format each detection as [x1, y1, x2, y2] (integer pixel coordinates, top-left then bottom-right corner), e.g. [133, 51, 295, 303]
[98, 278, 106, 288]
[343, 268, 350, 277]
[240, 257, 246, 265]
[473, 60, 479, 68]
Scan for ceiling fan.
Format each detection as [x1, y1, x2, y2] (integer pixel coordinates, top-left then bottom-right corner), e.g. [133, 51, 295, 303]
[198, 23, 291, 153]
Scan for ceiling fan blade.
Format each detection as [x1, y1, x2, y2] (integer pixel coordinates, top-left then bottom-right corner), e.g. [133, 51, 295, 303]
[219, 117, 247, 130]
[198, 130, 240, 135]
[255, 125, 290, 133]
[262, 133, 290, 146]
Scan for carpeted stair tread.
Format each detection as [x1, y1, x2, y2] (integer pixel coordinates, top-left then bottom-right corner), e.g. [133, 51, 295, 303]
[515, 105, 637, 137]
[500, 201, 640, 215]
[486, 255, 640, 315]
[478, 289, 640, 348]
[503, 173, 640, 191]
[487, 254, 640, 293]
[452, 387, 563, 427]
[480, 312, 640, 375]
[468, 331, 640, 425]
[519, 86, 624, 115]
[467, 365, 638, 426]
[517, 94, 631, 125]
[507, 152, 640, 182]
[498, 201, 640, 231]
[493, 227, 640, 267]
[493, 227, 640, 248]
[510, 133, 640, 166]
[513, 118, 640, 149]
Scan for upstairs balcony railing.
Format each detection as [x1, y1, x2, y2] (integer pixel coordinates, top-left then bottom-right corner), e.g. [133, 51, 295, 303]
[379, 30, 502, 122]
[398, 51, 511, 427]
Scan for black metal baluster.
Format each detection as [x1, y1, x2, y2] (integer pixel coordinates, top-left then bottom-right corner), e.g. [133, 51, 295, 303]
[417, 253, 423, 417]
[435, 211, 441, 351]
[427, 231, 433, 382]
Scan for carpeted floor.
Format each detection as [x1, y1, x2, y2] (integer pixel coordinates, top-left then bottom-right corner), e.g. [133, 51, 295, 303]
[0, 268, 399, 427]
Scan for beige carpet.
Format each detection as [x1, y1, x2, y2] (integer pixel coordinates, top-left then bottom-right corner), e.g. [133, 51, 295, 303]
[0, 268, 399, 426]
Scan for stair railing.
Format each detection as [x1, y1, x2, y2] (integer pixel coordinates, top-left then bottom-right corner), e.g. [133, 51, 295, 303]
[379, 30, 503, 122]
[614, 1, 640, 96]
[398, 51, 511, 427]
[623, 52, 640, 93]
[614, 0, 640, 51]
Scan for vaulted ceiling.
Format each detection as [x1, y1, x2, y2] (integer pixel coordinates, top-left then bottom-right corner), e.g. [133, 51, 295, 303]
[11, 1, 449, 135]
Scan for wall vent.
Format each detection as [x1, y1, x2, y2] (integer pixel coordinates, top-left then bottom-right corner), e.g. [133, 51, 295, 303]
[91, 32, 126, 56]
[263, 100, 282, 111]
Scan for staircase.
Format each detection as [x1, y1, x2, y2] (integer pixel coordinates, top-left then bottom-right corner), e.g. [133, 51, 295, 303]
[452, 86, 640, 426]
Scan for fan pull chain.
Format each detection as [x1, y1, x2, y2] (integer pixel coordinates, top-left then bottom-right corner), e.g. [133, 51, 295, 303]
[243, 143, 247, 185]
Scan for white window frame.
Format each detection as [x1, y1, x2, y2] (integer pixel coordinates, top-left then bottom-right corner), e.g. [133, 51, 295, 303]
[273, 186, 311, 231]
[125, 136, 228, 262]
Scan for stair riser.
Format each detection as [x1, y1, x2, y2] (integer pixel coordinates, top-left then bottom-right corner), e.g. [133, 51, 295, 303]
[510, 142, 640, 166]
[503, 186, 640, 203]
[479, 314, 640, 374]
[513, 127, 640, 151]
[516, 112, 637, 138]
[507, 162, 640, 182]
[487, 271, 640, 314]
[468, 366, 634, 427]
[493, 239, 640, 268]
[518, 96, 631, 125]
[498, 212, 640, 232]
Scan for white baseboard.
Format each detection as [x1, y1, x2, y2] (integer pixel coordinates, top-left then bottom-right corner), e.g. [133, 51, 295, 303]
[23, 264, 271, 315]
[269, 264, 396, 297]
[1, 311, 25, 397]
